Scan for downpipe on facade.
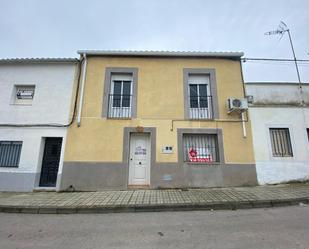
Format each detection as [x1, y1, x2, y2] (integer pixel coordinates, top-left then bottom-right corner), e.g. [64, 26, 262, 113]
[77, 53, 87, 127]
[241, 112, 247, 138]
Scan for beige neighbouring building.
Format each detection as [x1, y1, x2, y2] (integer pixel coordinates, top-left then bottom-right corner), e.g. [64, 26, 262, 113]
[59, 50, 257, 191]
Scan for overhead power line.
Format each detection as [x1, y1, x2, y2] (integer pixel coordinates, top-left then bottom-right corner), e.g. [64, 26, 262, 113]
[242, 58, 309, 62]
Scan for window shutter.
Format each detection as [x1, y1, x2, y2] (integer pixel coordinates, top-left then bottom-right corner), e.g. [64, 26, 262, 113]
[188, 75, 210, 85]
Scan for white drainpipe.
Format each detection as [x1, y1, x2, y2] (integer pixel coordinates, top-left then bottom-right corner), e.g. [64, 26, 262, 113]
[77, 53, 87, 127]
[241, 112, 247, 138]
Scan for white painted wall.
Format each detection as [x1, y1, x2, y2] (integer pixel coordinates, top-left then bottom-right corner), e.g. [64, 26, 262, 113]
[0, 63, 76, 124]
[0, 128, 67, 190]
[246, 83, 309, 184]
[0, 62, 77, 191]
[245, 83, 307, 105]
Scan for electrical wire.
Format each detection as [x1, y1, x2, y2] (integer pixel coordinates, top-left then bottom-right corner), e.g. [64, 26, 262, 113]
[243, 58, 309, 62]
[243, 61, 309, 67]
[242, 58, 309, 68]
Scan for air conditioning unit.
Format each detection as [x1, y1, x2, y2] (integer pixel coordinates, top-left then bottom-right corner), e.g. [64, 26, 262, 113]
[227, 98, 248, 113]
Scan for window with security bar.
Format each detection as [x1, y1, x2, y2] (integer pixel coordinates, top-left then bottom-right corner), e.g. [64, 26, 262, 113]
[269, 128, 293, 157]
[0, 141, 22, 167]
[188, 74, 213, 119]
[183, 134, 219, 162]
[13, 85, 35, 105]
[108, 73, 132, 118]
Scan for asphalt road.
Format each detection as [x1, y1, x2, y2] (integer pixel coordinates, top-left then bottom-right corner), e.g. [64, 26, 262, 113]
[0, 205, 308, 249]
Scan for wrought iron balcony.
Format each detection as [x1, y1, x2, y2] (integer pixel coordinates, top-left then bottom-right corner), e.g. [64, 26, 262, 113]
[189, 95, 213, 119]
[107, 94, 133, 118]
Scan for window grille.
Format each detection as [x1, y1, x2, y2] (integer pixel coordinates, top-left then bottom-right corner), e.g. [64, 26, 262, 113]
[0, 141, 22, 167]
[269, 128, 293, 157]
[183, 134, 218, 162]
[14, 85, 35, 105]
[108, 94, 133, 118]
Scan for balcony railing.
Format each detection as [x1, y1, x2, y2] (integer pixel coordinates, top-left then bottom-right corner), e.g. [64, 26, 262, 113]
[107, 94, 213, 119]
[189, 95, 213, 119]
[107, 94, 132, 118]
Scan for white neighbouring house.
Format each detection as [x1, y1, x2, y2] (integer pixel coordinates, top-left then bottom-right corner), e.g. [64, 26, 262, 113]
[0, 58, 78, 191]
[246, 82, 309, 184]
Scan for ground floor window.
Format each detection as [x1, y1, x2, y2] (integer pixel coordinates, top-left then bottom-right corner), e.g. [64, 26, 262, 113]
[183, 134, 219, 162]
[0, 141, 22, 167]
[269, 128, 293, 157]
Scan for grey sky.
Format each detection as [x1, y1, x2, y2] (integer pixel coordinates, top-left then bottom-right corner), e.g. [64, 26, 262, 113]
[1, 0, 308, 82]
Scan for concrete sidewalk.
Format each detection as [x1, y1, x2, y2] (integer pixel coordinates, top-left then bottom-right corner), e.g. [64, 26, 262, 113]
[0, 184, 309, 214]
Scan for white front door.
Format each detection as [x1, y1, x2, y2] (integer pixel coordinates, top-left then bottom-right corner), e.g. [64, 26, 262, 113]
[128, 133, 151, 186]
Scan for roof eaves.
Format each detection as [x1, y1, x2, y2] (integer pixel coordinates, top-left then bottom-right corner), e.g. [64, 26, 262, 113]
[0, 58, 79, 64]
[77, 50, 244, 58]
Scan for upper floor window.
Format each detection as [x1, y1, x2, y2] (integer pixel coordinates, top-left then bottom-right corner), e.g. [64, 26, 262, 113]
[183, 69, 219, 120]
[13, 85, 35, 105]
[188, 75, 212, 119]
[108, 74, 133, 118]
[269, 128, 293, 157]
[103, 68, 138, 119]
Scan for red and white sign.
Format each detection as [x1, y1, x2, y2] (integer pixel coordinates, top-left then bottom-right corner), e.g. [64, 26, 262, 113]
[188, 148, 213, 162]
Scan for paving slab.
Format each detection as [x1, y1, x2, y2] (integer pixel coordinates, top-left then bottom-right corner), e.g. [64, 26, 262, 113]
[0, 183, 308, 214]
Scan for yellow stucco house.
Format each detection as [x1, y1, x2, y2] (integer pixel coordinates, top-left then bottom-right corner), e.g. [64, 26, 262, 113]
[59, 50, 257, 191]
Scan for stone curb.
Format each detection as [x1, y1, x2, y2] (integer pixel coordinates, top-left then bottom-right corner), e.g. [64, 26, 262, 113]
[0, 197, 308, 214]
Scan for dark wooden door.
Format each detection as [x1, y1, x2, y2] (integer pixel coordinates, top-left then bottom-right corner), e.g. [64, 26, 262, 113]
[39, 137, 62, 187]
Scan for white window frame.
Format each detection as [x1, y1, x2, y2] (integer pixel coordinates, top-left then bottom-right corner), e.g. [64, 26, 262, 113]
[188, 75, 212, 119]
[109, 73, 133, 118]
[12, 85, 35, 105]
